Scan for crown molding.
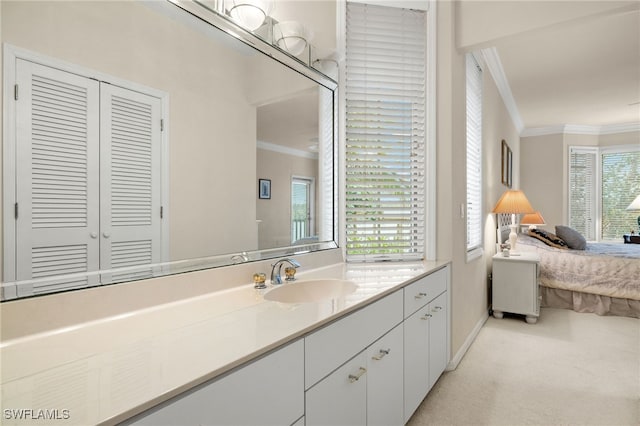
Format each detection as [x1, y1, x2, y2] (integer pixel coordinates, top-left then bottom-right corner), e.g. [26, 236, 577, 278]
[479, 47, 524, 134]
[521, 122, 640, 137]
[478, 47, 639, 139]
[257, 140, 319, 160]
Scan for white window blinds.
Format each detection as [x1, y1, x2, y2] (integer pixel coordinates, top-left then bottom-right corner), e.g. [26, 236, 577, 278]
[569, 146, 639, 242]
[569, 147, 598, 240]
[601, 149, 640, 240]
[466, 54, 483, 255]
[344, 2, 427, 261]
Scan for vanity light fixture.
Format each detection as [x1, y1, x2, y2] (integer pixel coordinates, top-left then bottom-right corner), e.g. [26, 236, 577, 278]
[227, 0, 273, 31]
[273, 21, 310, 56]
[492, 189, 536, 250]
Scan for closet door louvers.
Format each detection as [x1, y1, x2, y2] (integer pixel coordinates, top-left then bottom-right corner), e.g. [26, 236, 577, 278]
[100, 84, 162, 284]
[15, 59, 101, 296]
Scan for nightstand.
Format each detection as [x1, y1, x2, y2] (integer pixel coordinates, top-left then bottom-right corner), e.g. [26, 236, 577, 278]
[623, 234, 640, 244]
[492, 251, 541, 324]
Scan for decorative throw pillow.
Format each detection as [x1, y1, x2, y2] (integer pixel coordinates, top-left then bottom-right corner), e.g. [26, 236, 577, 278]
[555, 225, 587, 250]
[527, 228, 569, 249]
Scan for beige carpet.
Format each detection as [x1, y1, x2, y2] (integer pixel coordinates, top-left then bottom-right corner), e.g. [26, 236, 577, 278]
[407, 308, 640, 426]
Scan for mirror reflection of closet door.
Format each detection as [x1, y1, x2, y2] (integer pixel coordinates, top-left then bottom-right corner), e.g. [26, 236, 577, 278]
[13, 59, 162, 295]
[15, 59, 101, 293]
[100, 84, 162, 284]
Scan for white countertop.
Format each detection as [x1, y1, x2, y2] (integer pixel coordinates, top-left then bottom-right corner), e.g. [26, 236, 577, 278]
[0, 260, 448, 425]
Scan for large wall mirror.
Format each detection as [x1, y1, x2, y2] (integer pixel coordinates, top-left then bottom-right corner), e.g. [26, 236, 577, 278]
[1, 0, 338, 300]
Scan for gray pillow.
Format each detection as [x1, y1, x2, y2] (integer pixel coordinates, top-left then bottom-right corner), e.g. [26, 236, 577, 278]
[555, 225, 587, 250]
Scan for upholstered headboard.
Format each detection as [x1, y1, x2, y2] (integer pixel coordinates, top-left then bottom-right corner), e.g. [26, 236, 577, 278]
[496, 213, 512, 248]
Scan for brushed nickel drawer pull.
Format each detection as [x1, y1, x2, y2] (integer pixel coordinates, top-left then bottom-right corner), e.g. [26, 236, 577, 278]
[420, 313, 433, 320]
[372, 349, 390, 361]
[348, 367, 367, 383]
[432, 306, 443, 312]
[415, 292, 428, 299]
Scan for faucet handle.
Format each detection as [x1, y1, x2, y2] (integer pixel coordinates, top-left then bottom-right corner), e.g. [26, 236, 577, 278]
[284, 266, 297, 281]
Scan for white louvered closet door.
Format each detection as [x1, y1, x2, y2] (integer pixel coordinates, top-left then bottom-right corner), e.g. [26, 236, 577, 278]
[100, 84, 162, 283]
[15, 59, 101, 295]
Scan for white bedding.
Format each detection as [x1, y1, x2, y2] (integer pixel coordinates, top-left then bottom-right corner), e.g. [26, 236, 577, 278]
[516, 234, 640, 301]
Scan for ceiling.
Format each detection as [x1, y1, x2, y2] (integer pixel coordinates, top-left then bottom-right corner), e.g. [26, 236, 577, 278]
[463, 1, 640, 133]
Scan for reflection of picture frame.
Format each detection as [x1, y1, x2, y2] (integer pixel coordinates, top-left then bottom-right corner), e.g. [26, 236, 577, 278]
[259, 179, 271, 199]
[501, 140, 512, 188]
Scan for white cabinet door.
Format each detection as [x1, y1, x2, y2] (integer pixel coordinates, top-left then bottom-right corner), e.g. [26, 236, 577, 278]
[403, 305, 430, 423]
[428, 292, 448, 389]
[305, 351, 368, 426]
[366, 324, 404, 426]
[130, 340, 304, 426]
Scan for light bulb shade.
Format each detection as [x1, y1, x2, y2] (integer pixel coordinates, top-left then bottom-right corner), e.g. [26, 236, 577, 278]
[521, 211, 546, 226]
[492, 190, 535, 214]
[273, 21, 309, 56]
[227, 0, 273, 31]
[626, 195, 640, 211]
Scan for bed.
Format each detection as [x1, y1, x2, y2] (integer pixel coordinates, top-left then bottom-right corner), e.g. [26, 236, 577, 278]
[496, 214, 640, 318]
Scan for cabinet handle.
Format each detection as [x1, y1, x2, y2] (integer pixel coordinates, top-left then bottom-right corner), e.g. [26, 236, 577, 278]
[372, 348, 390, 361]
[420, 313, 433, 320]
[432, 306, 442, 312]
[348, 367, 367, 383]
[414, 292, 428, 299]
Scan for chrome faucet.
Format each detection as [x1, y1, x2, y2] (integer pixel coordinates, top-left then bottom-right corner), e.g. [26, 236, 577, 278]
[270, 258, 300, 285]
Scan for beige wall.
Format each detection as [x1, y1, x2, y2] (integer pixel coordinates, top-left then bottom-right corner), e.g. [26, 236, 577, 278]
[520, 133, 565, 230]
[521, 130, 640, 229]
[438, 1, 521, 360]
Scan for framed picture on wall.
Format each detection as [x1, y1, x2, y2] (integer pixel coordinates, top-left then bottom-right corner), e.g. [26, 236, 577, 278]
[259, 178, 271, 199]
[501, 140, 512, 188]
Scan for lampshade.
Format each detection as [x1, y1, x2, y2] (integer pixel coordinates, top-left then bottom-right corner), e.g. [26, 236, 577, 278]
[227, 0, 273, 31]
[493, 190, 535, 251]
[492, 190, 536, 214]
[521, 211, 546, 226]
[273, 21, 310, 56]
[626, 195, 640, 211]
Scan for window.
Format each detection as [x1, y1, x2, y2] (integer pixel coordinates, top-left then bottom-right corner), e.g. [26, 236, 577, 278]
[291, 177, 314, 243]
[344, 2, 427, 261]
[569, 146, 640, 241]
[466, 54, 483, 258]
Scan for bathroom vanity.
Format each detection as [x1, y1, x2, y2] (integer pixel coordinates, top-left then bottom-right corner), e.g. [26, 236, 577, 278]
[125, 263, 450, 426]
[0, 261, 450, 425]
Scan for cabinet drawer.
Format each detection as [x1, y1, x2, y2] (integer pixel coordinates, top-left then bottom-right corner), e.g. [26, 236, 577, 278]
[404, 267, 447, 318]
[305, 290, 403, 389]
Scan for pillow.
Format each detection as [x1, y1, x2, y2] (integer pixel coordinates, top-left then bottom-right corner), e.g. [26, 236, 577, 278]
[527, 228, 569, 249]
[555, 225, 587, 250]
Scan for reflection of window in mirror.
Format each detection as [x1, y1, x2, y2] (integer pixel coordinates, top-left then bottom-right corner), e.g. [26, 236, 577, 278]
[291, 177, 315, 244]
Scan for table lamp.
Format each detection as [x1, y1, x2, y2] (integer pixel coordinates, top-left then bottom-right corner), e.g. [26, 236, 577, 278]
[521, 211, 546, 230]
[626, 194, 640, 233]
[492, 189, 536, 250]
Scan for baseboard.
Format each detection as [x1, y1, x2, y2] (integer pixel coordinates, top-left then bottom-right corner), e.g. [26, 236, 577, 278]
[445, 310, 489, 371]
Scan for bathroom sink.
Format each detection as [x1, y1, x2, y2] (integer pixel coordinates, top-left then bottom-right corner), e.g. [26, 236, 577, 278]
[264, 279, 357, 303]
